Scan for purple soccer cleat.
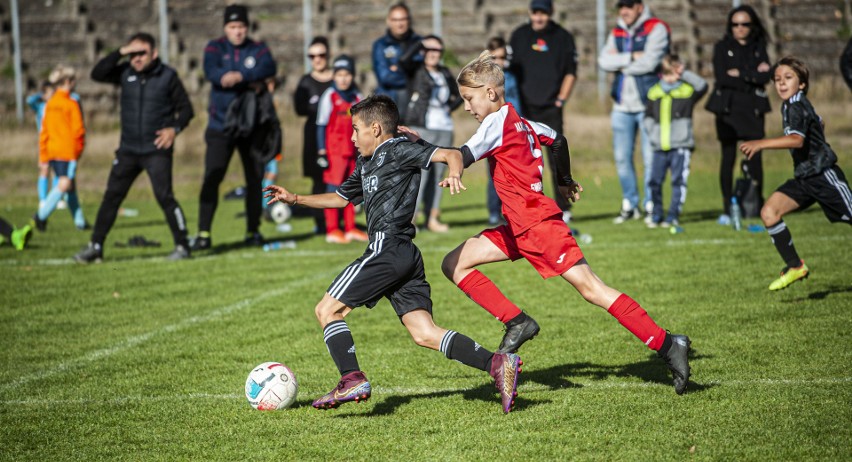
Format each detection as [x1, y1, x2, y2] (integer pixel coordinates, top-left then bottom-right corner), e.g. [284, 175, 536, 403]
[490, 352, 522, 414]
[312, 371, 372, 410]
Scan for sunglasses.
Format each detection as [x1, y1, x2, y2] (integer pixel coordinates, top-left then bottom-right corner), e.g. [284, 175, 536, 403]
[731, 22, 752, 28]
[424, 48, 444, 53]
[129, 51, 149, 58]
[308, 53, 327, 59]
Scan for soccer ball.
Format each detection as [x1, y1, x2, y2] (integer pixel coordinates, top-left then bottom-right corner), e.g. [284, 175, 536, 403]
[245, 362, 298, 410]
[268, 202, 292, 224]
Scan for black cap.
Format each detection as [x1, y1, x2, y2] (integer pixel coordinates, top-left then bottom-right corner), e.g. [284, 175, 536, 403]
[616, 0, 642, 7]
[332, 55, 355, 76]
[529, 0, 553, 14]
[224, 4, 249, 25]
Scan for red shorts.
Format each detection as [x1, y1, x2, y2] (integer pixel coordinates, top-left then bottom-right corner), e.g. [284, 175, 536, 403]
[481, 215, 584, 279]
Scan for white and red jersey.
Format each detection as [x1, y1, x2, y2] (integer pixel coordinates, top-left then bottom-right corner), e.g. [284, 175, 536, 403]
[462, 103, 562, 234]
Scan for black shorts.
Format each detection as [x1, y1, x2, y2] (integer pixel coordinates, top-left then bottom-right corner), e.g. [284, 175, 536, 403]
[776, 165, 852, 224]
[326, 233, 432, 318]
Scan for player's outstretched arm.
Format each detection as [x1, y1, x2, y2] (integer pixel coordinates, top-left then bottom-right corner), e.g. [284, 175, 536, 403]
[550, 134, 583, 203]
[740, 134, 804, 159]
[432, 148, 467, 195]
[263, 185, 348, 209]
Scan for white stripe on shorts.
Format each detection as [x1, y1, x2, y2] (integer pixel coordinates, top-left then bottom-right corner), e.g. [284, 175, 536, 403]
[824, 168, 852, 217]
[328, 232, 385, 300]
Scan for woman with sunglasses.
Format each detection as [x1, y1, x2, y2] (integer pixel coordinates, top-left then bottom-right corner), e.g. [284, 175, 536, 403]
[294, 36, 334, 234]
[399, 34, 463, 233]
[705, 5, 772, 226]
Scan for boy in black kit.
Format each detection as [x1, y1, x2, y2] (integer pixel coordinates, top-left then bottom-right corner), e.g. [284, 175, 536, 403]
[740, 57, 852, 291]
[264, 95, 522, 413]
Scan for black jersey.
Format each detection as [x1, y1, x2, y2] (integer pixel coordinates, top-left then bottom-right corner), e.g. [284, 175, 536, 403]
[782, 91, 838, 179]
[337, 137, 437, 239]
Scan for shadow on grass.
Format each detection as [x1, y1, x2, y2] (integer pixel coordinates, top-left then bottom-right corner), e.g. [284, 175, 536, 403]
[521, 349, 714, 395]
[787, 285, 852, 302]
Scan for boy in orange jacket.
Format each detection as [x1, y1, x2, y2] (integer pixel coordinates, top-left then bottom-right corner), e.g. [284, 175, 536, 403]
[33, 65, 87, 231]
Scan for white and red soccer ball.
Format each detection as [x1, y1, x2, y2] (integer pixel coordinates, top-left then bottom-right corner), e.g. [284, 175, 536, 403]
[245, 362, 298, 410]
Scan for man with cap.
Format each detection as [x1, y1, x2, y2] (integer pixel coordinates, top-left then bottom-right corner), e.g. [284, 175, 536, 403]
[509, 0, 578, 223]
[191, 4, 277, 250]
[598, 0, 670, 224]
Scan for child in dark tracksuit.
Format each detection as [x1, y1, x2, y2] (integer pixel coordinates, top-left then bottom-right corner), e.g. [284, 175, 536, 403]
[643, 55, 708, 227]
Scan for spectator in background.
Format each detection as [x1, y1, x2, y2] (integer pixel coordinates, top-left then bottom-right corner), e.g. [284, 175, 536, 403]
[400, 34, 462, 233]
[510, 0, 578, 223]
[484, 36, 520, 225]
[643, 54, 708, 228]
[32, 64, 88, 233]
[842, 38, 852, 92]
[316, 55, 367, 244]
[372, 2, 422, 118]
[74, 32, 194, 264]
[294, 36, 333, 234]
[598, 0, 669, 224]
[705, 5, 771, 226]
[192, 4, 277, 250]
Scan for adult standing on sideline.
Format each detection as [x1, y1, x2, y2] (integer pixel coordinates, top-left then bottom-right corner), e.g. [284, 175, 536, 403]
[598, 0, 669, 224]
[372, 2, 422, 118]
[509, 0, 578, 223]
[191, 4, 277, 250]
[74, 32, 194, 263]
[705, 5, 771, 225]
[294, 36, 333, 235]
[400, 34, 463, 233]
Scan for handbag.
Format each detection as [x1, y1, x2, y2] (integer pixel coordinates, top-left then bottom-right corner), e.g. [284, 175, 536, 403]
[735, 161, 763, 218]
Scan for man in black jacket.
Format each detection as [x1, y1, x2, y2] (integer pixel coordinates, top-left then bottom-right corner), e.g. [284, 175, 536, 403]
[74, 32, 193, 264]
[509, 0, 578, 222]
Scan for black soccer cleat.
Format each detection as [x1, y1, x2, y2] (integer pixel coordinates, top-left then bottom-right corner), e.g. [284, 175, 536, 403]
[189, 235, 211, 251]
[32, 213, 47, 232]
[497, 314, 540, 354]
[73, 242, 103, 264]
[659, 334, 691, 395]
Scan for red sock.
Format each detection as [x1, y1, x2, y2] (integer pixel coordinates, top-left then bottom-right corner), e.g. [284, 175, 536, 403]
[607, 294, 666, 350]
[324, 208, 339, 234]
[457, 270, 522, 323]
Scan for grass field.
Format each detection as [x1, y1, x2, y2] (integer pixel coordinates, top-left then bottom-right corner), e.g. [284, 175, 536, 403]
[1, 94, 851, 460]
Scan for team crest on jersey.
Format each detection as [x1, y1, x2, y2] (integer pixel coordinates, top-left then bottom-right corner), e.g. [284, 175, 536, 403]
[244, 56, 256, 69]
[375, 152, 386, 167]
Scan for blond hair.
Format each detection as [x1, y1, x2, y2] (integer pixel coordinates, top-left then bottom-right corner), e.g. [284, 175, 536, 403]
[457, 50, 504, 89]
[48, 64, 77, 85]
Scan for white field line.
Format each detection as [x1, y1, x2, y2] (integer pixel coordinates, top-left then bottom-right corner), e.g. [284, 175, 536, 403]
[0, 271, 334, 393]
[1, 377, 850, 406]
[2, 234, 849, 267]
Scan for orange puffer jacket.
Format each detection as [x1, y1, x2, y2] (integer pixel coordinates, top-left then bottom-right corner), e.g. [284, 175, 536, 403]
[39, 88, 85, 162]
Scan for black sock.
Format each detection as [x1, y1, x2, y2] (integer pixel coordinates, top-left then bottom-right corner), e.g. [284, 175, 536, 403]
[658, 333, 673, 357]
[506, 311, 528, 327]
[323, 320, 360, 376]
[439, 331, 492, 371]
[767, 220, 801, 268]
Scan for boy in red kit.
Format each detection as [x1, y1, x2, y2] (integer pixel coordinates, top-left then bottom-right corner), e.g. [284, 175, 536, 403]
[407, 51, 691, 394]
[316, 55, 368, 244]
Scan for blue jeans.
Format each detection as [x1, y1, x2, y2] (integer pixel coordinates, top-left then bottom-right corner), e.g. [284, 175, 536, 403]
[611, 110, 654, 211]
[649, 148, 691, 223]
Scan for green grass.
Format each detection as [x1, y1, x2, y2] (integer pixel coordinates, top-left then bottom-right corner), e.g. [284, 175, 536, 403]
[1, 119, 851, 461]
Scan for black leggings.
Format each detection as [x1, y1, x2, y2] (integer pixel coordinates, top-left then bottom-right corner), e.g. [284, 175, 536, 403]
[198, 129, 264, 234]
[91, 151, 188, 246]
[719, 141, 763, 215]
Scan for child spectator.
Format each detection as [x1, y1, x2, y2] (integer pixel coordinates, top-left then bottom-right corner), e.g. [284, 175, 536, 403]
[421, 51, 690, 394]
[643, 54, 707, 227]
[740, 57, 852, 291]
[264, 95, 521, 413]
[32, 65, 87, 232]
[316, 55, 368, 244]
